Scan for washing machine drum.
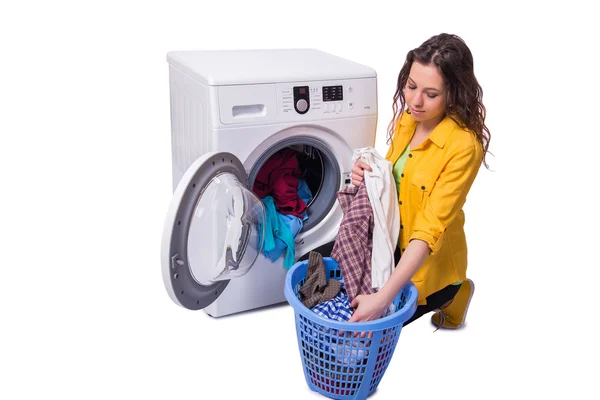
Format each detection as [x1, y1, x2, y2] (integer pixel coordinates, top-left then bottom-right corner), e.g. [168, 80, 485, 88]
[162, 152, 266, 310]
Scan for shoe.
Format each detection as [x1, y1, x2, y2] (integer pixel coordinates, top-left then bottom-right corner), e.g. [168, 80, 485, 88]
[431, 279, 475, 330]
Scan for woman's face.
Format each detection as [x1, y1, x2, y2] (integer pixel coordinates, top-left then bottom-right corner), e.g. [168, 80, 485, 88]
[405, 61, 446, 124]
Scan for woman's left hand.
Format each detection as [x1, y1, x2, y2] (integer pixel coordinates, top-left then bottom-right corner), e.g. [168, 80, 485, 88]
[348, 292, 389, 323]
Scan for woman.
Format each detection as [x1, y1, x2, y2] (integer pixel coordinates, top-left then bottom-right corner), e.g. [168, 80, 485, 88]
[349, 33, 491, 328]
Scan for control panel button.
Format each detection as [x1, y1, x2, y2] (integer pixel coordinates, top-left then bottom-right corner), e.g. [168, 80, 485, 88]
[296, 99, 308, 113]
[348, 101, 354, 110]
[336, 102, 342, 112]
[293, 86, 310, 114]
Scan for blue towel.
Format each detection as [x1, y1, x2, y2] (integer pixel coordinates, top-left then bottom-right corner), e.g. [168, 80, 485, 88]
[260, 196, 278, 253]
[258, 180, 312, 268]
[297, 179, 313, 221]
[260, 196, 297, 269]
[265, 213, 303, 267]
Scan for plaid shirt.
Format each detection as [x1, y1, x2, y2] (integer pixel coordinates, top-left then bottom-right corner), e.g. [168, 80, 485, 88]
[311, 286, 354, 322]
[331, 181, 374, 302]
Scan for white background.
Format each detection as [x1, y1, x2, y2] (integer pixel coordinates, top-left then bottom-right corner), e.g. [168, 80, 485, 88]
[1, 1, 598, 399]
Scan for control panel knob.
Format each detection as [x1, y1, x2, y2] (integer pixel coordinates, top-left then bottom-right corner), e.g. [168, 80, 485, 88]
[293, 86, 310, 114]
[296, 99, 308, 113]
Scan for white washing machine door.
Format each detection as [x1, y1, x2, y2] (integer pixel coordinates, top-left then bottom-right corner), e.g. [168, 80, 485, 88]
[161, 152, 266, 310]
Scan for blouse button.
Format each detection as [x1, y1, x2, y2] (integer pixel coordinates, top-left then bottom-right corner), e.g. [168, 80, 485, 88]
[400, 225, 404, 229]
[408, 154, 413, 158]
[401, 174, 404, 178]
[421, 186, 425, 190]
[399, 201, 403, 205]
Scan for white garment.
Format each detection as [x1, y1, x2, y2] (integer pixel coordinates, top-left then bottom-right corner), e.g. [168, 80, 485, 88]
[352, 146, 400, 290]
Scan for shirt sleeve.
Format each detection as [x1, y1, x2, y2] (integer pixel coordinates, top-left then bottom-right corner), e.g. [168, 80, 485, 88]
[410, 144, 483, 254]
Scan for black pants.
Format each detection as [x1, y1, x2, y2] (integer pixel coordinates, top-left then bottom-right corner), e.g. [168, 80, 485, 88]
[393, 247, 461, 326]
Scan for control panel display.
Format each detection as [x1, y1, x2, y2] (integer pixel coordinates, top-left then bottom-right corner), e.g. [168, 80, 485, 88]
[322, 85, 343, 102]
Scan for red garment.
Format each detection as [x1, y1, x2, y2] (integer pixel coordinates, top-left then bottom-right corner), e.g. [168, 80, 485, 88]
[253, 149, 307, 218]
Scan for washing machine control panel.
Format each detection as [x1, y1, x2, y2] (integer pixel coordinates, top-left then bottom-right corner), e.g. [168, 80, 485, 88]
[279, 79, 377, 120]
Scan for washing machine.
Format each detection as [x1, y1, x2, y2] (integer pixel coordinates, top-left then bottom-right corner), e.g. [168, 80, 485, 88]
[162, 49, 377, 317]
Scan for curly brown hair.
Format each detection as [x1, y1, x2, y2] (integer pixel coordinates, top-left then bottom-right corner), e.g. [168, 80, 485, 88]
[387, 33, 492, 168]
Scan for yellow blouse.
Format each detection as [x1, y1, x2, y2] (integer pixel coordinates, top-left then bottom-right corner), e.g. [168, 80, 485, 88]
[385, 111, 483, 305]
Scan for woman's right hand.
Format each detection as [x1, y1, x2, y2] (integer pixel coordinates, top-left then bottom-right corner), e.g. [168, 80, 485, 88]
[351, 160, 372, 186]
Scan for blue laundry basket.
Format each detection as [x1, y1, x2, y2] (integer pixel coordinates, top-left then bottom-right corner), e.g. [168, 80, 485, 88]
[284, 257, 418, 399]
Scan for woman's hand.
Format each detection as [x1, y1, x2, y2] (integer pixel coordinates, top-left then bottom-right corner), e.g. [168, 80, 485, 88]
[348, 292, 390, 323]
[351, 160, 372, 186]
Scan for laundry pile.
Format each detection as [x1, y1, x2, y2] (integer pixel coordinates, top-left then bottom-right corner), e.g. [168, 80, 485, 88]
[291, 146, 399, 372]
[299, 146, 399, 324]
[253, 148, 314, 269]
